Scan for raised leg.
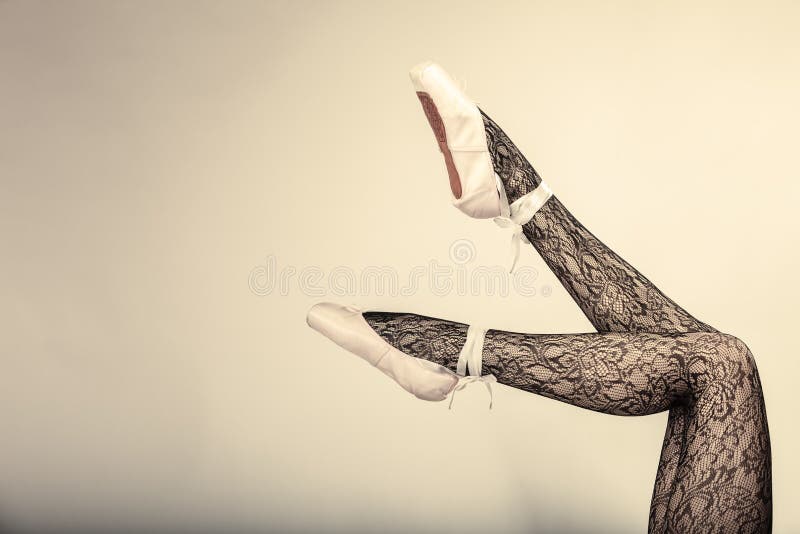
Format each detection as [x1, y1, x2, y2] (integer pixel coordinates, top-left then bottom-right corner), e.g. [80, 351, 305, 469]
[481, 109, 714, 335]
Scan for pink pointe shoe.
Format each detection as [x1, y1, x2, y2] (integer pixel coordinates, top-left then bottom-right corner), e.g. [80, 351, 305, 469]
[409, 60, 553, 271]
[307, 302, 495, 406]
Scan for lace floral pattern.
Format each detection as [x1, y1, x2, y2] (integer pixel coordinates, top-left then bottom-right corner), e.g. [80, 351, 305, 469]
[359, 106, 771, 532]
[480, 109, 771, 532]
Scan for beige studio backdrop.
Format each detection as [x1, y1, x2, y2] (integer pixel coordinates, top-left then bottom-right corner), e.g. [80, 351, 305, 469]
[1, 1, 798, 532]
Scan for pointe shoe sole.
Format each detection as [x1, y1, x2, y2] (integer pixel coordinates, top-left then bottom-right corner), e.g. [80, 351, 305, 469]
[409, 61, 501, 219]
[306, 302, 459, 401]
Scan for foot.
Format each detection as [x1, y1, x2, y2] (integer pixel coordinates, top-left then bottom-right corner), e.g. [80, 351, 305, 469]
[306, 303, 462, 401]
[410, 61, 553, 271]
[409, 61, 502, 219]
[481, 109, 545, 204]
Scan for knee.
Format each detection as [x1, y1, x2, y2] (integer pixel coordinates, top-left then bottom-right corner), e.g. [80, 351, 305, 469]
[717, 333, 756, 371]
[689, 333, 759, 392]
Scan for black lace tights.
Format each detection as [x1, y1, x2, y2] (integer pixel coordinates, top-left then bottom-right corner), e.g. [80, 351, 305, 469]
[364, 111, 772, 533]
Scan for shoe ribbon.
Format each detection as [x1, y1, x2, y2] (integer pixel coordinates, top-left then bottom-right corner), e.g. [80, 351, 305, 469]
[449, 324, 496, 409]
[492, 175, 553, 273]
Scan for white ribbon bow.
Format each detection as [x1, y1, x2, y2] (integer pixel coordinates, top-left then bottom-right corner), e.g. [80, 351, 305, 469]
[492, 176, 553, 273]
[449, 374, 497, 410]
[449, 325, 496, 409]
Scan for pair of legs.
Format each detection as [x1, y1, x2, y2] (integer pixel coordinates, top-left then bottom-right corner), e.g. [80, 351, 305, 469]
[363, 111, 771, 532]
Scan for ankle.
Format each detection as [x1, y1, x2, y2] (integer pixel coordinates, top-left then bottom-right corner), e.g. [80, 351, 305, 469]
[480, 109, 544, 204]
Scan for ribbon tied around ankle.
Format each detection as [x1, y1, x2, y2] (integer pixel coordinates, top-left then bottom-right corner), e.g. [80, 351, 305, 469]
[492, 176, 553, 273]
[449, 324, 496, 409]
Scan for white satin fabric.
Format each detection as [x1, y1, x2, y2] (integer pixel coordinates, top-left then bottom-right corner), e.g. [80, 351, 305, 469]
[409, 61, 553, 267]
[409, 61, 502, 219]
[306, 302, 459, 401]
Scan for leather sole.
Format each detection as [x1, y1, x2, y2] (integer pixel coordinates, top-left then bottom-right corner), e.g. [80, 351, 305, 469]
[415, 91, 462, 199]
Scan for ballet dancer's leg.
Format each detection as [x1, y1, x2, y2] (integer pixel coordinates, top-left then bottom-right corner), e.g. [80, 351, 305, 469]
[363, 312, 771, 533]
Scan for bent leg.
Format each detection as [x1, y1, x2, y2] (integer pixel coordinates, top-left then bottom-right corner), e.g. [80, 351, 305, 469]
[490, 327, 772, 532]
[364, 312, 771, 531]
[665, 335, 771, 533]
